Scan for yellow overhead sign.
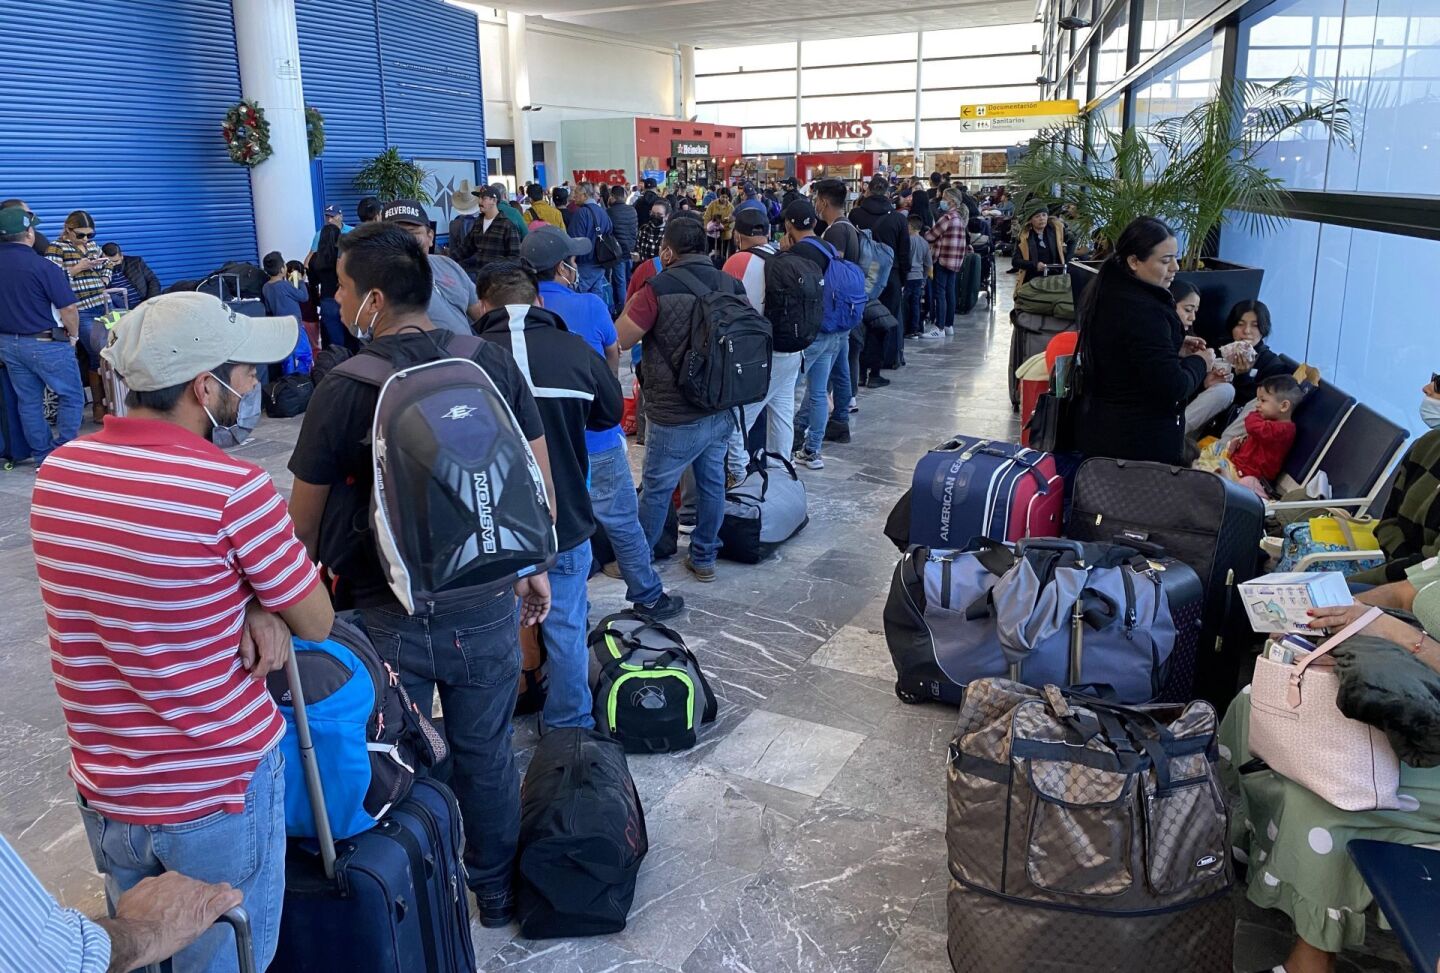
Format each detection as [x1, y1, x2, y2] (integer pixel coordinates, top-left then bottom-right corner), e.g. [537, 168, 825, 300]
[959, 99, 1080, 119]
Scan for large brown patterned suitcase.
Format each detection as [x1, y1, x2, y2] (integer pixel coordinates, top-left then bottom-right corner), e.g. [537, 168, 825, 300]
[946, 679, 1233, 973]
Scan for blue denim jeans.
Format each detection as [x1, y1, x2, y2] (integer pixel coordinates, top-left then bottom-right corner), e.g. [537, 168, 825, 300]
[608, 258, 632, 315]
[577, 263, 613, 309]
[75, 305, 106, 370]
[361, 590, 520, 898]
[801, 330, 850, 454]
[588, 441, 664, 606]
[934, 264, 958, 327]
[542, 541, 594, 730]
[0, 333, 84, 463]
[903, 278, 925, 333]
[78, 747, 287, 973]
[319, 297, 347, 350]
[638, 411, 731, 568]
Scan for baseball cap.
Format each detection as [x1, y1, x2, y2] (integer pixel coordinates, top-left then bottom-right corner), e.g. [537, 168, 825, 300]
[381, 199, 429, 226]
[488, 182, 509, 200]
[520, 226, 591, 269]
[734, 208, 769, 237]
[0, 207, 39, 235]
[472, 184, 499, 200]
[782, 198, 817, 229]
[102, 292, 300, 392]
[324, 204, 343, 218]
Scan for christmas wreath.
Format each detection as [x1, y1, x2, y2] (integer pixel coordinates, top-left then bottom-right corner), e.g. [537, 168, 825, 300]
[306, 105, 325, 159]
[221, 99, 272, 167]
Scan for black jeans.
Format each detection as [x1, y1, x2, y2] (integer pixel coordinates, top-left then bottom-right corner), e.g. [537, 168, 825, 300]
[361, 591, 520, 900]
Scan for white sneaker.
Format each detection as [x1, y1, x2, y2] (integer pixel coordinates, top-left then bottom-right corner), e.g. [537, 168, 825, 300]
[919, 328, 944, 339]
[944, 326, 955, 336]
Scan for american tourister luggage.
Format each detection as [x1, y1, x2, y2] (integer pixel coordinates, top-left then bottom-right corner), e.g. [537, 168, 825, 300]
[717, 451, 808, 563]
[946, 679, 1233, 973]
[1066, 458, 1265, 708]
[956, 251, 982, 315]
[883, 538, 1202, 706]
[907, 435, 1063, 549]
[269, 652, 477, 973]
[516, 727, 648, 938]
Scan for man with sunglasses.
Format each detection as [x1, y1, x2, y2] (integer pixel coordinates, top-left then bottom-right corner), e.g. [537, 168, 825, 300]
[0, 205, 84, 462]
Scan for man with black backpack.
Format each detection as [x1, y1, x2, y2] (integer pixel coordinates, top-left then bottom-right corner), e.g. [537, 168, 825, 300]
[616, 217, 771, 583]
[286, 223, 555, 929]
[721, 206, 816, 482]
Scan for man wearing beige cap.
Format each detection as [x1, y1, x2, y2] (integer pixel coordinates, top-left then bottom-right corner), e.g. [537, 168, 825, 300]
[30, 290, 335, 973]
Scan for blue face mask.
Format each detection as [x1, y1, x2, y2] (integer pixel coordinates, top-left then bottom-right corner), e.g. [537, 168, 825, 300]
[938, 201, 950, 213]
[205, 373, 261, 449]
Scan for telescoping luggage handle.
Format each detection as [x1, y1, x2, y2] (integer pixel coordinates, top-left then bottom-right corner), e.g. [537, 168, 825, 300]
[136, 907, 255, 973]
[935, 437, 1052, 495]
[284, 651, 339, 880]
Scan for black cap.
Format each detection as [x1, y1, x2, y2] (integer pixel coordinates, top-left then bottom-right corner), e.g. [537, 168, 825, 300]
[519, 226, 591, 268]
[782, 198, 817, 229]
[472, 184, 499, 200]
[381, 199, 429, 226]
[734, 208, 769, 237]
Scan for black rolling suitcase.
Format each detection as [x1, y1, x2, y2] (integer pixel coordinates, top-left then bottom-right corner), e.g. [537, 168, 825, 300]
[1065, 458, 1264, 708]
[270, 654, 477, 973]
[956, 252, 982, 315]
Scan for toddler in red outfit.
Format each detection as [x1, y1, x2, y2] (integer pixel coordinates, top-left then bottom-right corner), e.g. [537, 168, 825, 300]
[1194, 375, 1302, 496]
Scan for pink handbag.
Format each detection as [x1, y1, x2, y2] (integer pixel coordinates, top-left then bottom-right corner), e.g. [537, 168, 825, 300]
[1248, 606, 1402, 811]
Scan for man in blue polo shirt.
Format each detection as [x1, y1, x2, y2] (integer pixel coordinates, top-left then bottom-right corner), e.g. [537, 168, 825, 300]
[521, 227, 683, 620]
[0, 206, 83, 463]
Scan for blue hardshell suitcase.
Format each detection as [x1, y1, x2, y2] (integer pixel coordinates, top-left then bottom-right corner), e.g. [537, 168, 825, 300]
[269, 654, 476, 973]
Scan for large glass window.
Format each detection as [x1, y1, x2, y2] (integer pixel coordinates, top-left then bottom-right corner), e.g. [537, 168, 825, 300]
[1132, 35, 1221, 130]
[922, 86, 1045, 118]
[1239, 0, 1440, 196]
[697, 98, 794, 128]
[1095, 3, 1132, 90]
[695, 70, 795, 102]
[802, 61, 916, 96]
[1223, 215, 1440, 438]
[802, 92, 915, 123]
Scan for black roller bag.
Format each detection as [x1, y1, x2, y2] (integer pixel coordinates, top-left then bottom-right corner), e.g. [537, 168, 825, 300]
[517, 727, 648, 938]
[1065, 458, 1264, 708]
[270, 653, 476, 973]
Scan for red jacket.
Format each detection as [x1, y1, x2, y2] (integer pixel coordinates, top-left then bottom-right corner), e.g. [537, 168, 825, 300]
[1230, 410, 1296, 481]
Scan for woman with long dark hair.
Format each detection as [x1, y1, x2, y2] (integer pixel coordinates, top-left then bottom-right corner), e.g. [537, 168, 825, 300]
[1073, 216, 1214, 465]
[307, 223, 347, 350]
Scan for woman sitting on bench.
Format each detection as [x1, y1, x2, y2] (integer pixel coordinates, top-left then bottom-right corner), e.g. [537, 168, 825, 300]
[1220, 566, 1440, 973]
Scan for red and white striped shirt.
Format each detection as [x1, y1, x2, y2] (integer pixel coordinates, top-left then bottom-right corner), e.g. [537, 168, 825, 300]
[32, 417, 320, 824]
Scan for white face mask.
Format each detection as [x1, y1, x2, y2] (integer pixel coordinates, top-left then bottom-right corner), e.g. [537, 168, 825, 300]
[351, 292, 380, 342]
[1422, 395, 1440, 429]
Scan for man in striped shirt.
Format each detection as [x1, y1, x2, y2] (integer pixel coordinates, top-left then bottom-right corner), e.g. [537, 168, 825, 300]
[31, 292, 335, 973]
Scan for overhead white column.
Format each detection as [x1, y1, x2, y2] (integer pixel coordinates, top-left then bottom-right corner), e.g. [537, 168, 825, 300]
[232, 0, 314, 261]
[914, 31, 925, 176]
[679, 44, 697, 120]
[793, 41, 803, 162]
[507, 10, 534, 185]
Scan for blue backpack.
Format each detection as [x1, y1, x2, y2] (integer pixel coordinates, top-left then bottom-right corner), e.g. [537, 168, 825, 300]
[855, 227, 896, 301]
[801, 237, 866, 333]
[267, 615, 446, 840]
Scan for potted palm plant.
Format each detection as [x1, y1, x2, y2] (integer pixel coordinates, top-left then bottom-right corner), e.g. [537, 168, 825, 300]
[1014, 78, 1350, 343]
[353, 147, 433, 203]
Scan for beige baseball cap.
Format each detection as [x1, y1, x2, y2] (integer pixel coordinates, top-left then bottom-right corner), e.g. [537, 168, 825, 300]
[102, 292, 300, 392]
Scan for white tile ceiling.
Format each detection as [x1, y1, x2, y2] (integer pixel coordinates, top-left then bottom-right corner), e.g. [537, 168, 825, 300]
[490, 0, 1038, 48]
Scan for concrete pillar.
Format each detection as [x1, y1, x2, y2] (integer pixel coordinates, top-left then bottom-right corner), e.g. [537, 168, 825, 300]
[679, 44, 697, 121]
[506, 10, 534, 185]
[793, 41, 803, 160]
[913, 31, 925, 176]
[232, 0, 314, 261]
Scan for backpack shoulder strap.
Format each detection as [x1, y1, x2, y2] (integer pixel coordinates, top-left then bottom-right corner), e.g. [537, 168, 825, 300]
[331, 350, 394, 388]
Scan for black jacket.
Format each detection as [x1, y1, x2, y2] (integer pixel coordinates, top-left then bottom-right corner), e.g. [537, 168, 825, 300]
[1074, 269, 1208, 466]
[849, 194, 911, 302]
[1230, 340, 1290, 409]
[120, 255, 162, 302]
[633, 190, 660, 230]
[476, 304, 624, 552]
[607, 201, 638, 253]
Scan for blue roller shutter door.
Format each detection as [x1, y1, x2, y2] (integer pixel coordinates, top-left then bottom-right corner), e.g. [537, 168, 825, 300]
[0, 0, 257, 285]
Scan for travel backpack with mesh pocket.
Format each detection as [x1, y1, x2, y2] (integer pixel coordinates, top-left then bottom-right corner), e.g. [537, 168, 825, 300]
[946, 679, 1233, 973]
[267, 614, 447, 840]
[587, 611, 717, 753]
[332, 332, 557, 615]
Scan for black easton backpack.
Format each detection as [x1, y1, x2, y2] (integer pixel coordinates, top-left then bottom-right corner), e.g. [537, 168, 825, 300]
[654, 267, 772, 412]
[751, 245, 821, 353]
[331, 332, 557, 615]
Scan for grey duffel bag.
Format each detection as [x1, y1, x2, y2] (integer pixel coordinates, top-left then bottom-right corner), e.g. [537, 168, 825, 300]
[946, 678, 1233, 973]
[717, 452, 808, 563]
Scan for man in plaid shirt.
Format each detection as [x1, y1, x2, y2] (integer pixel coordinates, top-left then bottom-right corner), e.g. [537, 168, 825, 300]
[465, 185, 521, 274]
[924, 188, 970, 334]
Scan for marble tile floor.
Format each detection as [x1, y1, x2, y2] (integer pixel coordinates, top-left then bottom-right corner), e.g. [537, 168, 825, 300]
[3, 283, 1412, 971]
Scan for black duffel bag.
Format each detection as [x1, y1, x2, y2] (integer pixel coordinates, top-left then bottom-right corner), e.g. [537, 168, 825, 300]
[263, 372, 314, 418]
[516, 727, 648, 939]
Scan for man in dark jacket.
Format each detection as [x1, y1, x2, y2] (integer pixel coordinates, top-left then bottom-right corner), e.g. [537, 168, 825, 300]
[605, 184, 638, 317]
[615, 217, 746, 583]
[99, 242, 162, 305]
[849, 175, 911, 386]
[474, 260, 623, 732]
[465, 185, 522, 273]
[632, 177, 660, 230]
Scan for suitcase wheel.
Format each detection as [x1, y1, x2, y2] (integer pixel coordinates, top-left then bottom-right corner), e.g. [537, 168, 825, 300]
[895, 684, 924, 705]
